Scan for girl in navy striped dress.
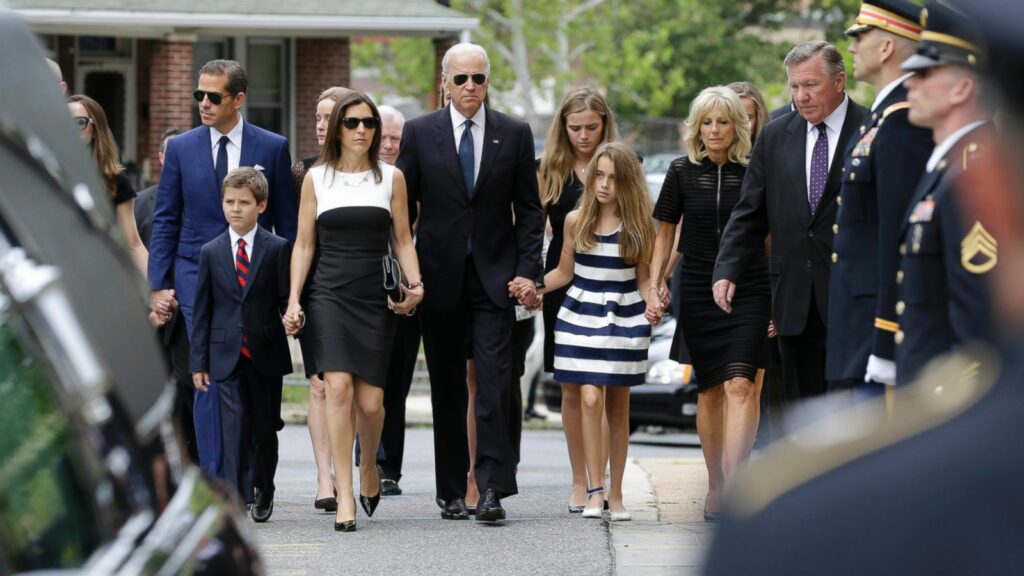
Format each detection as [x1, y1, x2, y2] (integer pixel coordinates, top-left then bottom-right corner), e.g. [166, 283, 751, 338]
[527, 142, 658, 520]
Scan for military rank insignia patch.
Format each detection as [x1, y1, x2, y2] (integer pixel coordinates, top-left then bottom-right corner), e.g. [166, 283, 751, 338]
[961, 221, 997, 274]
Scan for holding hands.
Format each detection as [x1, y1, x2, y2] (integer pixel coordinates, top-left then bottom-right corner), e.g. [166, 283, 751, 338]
[149, 288, 178, 327]
[507, 277, 542, 311]
[283, 300, 305, 335]
[644, 286, 664, 327]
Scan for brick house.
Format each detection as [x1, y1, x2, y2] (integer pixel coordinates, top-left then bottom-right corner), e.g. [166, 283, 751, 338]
[11, 0, 476, 184]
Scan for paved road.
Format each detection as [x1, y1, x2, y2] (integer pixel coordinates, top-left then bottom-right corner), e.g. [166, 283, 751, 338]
[251, 425, 698, 575]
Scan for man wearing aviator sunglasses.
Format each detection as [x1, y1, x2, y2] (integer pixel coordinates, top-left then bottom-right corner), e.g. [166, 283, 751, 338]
[396, 42, 543, 526]
[149, 60, 297, 520]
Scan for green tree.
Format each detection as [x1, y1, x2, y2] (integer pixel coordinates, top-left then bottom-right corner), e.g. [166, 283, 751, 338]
[352, 37, 436, 100]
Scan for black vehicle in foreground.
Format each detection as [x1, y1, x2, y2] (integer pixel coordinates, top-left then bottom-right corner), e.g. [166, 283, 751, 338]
[542, 315, 699, 433]
[0, 9, 260, 574]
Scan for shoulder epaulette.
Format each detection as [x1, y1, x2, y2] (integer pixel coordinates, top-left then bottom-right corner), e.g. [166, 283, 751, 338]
[882, 102, 911, 119]
[726, 348, 997, 519]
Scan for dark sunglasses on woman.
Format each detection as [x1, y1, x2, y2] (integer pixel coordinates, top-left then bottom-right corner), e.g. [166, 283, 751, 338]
[72, 116, 92, 130]
[192, 89, 229, 106]
[341, 117, 379, 130]
[452, 73, 487, 86]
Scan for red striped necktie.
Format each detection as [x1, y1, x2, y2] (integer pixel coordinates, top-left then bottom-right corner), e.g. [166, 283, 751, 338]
[236, 238, 252, 359]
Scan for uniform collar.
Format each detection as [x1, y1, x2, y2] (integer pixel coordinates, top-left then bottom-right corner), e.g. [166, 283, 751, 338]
[871, 73, 914, 111]
[926, 121, 987, 173]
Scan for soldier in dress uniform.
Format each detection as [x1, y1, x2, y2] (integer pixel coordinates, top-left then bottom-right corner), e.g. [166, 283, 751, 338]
[703, 4, 1024, 574]
[893, 1, 995, 386]
[826, 0, 933, 397]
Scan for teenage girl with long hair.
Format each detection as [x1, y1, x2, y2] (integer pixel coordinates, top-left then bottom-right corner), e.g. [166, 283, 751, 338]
[517, 142, 658, 520]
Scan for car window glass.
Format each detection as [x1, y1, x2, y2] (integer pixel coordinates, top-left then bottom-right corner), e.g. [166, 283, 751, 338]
[0, 287, 98, 570]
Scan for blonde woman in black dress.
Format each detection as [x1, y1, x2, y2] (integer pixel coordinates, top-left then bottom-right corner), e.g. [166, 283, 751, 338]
[649, 87, 770, 521]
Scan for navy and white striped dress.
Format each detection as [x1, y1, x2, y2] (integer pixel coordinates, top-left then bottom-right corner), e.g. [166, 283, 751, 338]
[553, 228, 651, 386]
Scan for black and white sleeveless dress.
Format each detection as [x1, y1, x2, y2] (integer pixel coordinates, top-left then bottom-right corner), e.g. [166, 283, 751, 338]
[305, 162, 396, 388]
[552, 228, 651, 386]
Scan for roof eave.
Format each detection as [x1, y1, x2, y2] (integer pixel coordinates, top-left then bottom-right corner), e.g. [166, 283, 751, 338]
[14, 8, 478, 38]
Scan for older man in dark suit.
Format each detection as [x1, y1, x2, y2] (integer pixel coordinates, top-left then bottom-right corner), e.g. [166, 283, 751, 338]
[714, 41, 868, 402]
[397, 42, 543, 524]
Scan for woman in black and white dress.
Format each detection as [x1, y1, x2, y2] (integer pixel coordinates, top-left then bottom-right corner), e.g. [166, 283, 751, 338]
[285, 91, 423, 532]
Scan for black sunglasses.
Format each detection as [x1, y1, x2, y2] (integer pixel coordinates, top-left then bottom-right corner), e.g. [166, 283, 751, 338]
[452, 73, 487, 86]
[72, 116, 93, 131]
[341, 116, 379, 130]
[193, 89, 230, 106]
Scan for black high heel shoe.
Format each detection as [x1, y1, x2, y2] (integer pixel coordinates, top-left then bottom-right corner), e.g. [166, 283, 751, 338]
[335, 499, 357, 532]
[359, 477, 382, 518]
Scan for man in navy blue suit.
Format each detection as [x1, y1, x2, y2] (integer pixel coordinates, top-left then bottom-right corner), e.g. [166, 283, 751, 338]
[148, 59, 296, 494]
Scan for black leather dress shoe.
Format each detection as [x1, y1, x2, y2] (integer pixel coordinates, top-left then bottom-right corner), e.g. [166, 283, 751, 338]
[436, 497, 470, 520]
[252, 488, 274, 523]
[475, 489, 506, 523]
[381, 478, 402, 496]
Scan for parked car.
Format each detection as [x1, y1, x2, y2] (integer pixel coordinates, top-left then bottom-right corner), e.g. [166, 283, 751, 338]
[642, 152, 682, 203]
[542, 315, 699, 433]
[0, 9, 261, 574]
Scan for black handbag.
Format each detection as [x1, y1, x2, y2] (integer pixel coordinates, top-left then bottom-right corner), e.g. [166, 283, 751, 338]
[382, 253, 404, 303]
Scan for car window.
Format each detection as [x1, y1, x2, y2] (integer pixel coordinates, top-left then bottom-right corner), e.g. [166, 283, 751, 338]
[0, 287, 99, 570]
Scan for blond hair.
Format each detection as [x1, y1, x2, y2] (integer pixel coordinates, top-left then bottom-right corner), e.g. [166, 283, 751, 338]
[684, 86, 752, 167]
[572, 142, 654, 265]
[727, 81, 769, 144]
[540, 87, 620, 208]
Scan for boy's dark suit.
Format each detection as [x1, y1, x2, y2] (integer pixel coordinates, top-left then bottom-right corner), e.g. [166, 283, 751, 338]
[190, 226, 292, 504]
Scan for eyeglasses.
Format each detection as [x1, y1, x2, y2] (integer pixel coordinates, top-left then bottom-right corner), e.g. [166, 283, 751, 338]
[193, 89, 230, 106]
[341, 117, 379, 130]
[452, 73, 487, 86]
[72, 116, 93, 131]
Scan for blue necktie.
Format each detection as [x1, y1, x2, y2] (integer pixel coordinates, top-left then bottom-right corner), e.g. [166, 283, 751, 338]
[808, 123, 828, 214]
[459, 119, 475, 200]
[215, 134, 230, 187]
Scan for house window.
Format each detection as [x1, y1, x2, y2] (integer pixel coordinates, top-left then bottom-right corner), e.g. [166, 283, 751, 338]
[246, 38, 289, 138]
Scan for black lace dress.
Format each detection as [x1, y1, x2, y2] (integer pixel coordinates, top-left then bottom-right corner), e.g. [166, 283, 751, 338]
[653, 156, 770, 390]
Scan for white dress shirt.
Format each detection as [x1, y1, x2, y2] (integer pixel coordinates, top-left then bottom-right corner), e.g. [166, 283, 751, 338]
[805, 94, 850, 201]
[211, 115, 245, 172]
[450, 105, 486, 186]
[871, 73, 914, 112]
[926, 121, 987, 173]
[228, 224, 256, 269]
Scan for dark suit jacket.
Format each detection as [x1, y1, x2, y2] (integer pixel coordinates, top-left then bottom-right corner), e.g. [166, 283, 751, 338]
[826, 86, 933, 380]
[148, 122, 297, 317]
[397, 105, 543, 311]
[895, 124, 995, 385]
[135, 184, 157, 249]
[714, 98, 868, 336]
[189, 226, 293, 381]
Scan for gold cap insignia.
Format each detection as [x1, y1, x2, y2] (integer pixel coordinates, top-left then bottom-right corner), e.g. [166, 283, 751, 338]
[920, 7, 928, 28]
[961, 221, 997, 274]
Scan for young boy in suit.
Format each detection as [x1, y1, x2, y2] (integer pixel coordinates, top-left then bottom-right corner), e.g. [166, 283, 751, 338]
[190, 167, 292, 522]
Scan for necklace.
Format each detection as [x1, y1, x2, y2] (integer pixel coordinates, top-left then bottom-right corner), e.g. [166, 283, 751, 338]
[339, 170, 369, 188]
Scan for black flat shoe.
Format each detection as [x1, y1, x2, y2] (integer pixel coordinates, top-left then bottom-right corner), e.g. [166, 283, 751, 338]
[381, 478, 402, 496]
[315, 497, 338, 512]
[437, 497, 470, 520]
[703, 509, 721, 523]
[334, 520, 357, 532]
[252, 488, 274, 523]
[475, 489, 506, 523]
[568, 505, 585, 513]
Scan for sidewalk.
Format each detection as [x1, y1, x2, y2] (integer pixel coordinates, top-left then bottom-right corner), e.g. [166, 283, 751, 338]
[615, 457, 713, 575]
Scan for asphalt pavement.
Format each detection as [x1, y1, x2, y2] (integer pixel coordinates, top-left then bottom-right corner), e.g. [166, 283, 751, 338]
[250, 425, 698, 575]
